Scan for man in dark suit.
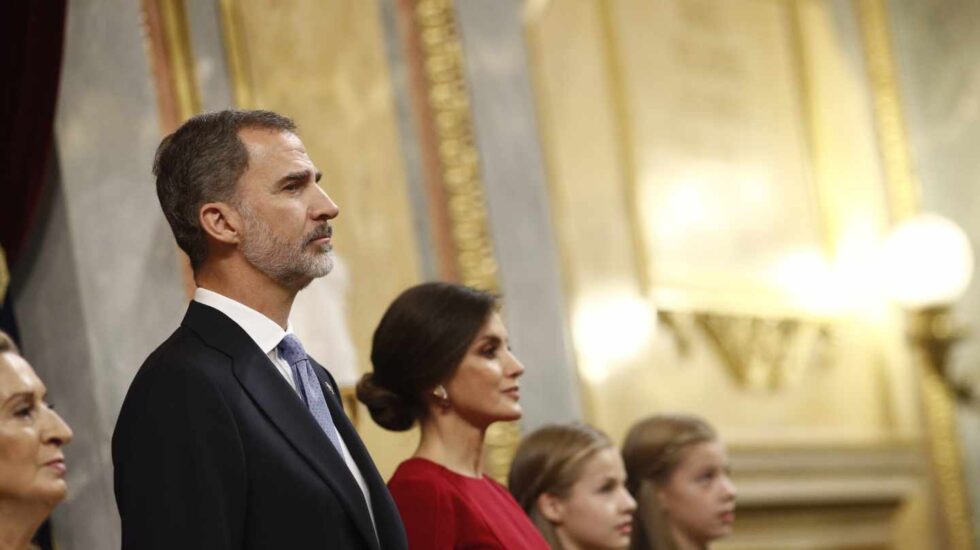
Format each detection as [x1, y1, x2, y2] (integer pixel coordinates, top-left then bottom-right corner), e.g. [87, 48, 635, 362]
[112, 110, 407, 549]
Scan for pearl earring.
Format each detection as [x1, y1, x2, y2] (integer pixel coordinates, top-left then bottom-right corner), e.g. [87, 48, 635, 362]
[433, 385, 449, 407]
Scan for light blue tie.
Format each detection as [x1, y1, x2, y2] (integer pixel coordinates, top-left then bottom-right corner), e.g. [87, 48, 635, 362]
[277, 334, 344, 454]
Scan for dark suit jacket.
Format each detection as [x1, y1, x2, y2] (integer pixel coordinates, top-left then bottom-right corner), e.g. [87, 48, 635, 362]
[112, 301, 407, 549]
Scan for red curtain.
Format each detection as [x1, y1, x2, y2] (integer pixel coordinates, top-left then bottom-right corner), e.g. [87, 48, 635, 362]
[0, 0, 68, 266]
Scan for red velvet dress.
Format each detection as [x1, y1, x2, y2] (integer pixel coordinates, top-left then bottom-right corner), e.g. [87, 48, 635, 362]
[388, 458, 550, 549]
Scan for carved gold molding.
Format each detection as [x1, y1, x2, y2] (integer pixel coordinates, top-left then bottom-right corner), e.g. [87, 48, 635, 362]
[411, 0, 498, 292]
[660, 310, 833, 391]
[0, 246, 8, 305]
[855, 0, 918, 223]
[141, 0, 201, 296]
[595, 1, 652, 296]
[855, 1, 974, 548]
[142, 0, 201, 128]
[408, 0, 514, 482]
[217, 0, 254, 109]
[157, 0, 200, 122]
[918, 357, 975, 550]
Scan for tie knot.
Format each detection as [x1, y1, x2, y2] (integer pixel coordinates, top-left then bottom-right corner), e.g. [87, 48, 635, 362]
[277, 334, 308, 366]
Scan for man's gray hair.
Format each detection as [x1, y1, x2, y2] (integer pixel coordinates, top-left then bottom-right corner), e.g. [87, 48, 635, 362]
[153, 109, 296, 270]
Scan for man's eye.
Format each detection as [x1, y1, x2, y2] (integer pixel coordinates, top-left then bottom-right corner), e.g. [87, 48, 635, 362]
[14, 405, 35, 418]
[480, 346, 498, 358]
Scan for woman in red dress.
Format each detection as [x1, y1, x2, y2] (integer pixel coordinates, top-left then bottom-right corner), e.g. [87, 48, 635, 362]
[357, 282, 549, 549]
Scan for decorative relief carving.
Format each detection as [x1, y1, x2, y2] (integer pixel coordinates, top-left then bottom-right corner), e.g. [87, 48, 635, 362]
[217, 0, 253, 109]
[856, 1, 974, 547]
[409, 0, 515, 482]
[855, 0, 918, 223]
[141, 0, 201, 127]
[659, 310, 832, 390]
[413, 0, 498, 293]
[0, 246, 8, 305]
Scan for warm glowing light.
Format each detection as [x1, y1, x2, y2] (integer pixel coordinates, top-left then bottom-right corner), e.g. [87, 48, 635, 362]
[879, 213, 974, 309]
[772, 249, 843, 314]
[572, 290, 655, 381]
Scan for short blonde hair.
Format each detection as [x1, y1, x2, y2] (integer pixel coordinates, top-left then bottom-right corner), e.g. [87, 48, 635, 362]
[621, 414, 717, 550]
[508, 423, 613, 549]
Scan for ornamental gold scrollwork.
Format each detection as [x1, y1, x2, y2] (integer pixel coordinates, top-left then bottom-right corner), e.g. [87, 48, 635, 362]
[217, 0, 254, 109]
[855, 1, 974, 547]
[414, 0, 498, 292]
[410, 0, 515, 482]
[0, 246, 8, 305]
[659, 310, 833, 391]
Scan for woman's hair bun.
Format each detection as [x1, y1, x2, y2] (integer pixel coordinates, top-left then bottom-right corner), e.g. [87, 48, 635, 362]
[355, 373, 416, 432]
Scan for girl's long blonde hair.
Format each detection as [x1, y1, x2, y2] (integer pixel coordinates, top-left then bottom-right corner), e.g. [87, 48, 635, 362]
[621, 414, 717, 550]
[508, 423, 613, 549]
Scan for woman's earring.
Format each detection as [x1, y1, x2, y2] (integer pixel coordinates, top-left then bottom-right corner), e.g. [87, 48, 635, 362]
[433, 385, 450, 409]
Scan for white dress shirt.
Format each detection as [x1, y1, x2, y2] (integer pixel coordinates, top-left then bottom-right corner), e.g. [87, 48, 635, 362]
[193, 288, 376, 530]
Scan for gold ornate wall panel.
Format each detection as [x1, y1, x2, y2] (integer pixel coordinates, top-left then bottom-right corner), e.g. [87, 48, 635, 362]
[527, 0, 939, 546]
[525, 0, 649, 423]
[0, 246, 8, 304]
[527, 0, 912, 443]
[401, 0, 515, 482]
[217, 0, 253, 109]
[220, 0, 424, 478]
[855, 0, 919, 224]
[142, 0, 203, 297]
[855, 0, 974, 547]
[405, 0, 499, 293]
[155, 0, 200, 123]
[612, 0, 829, 315]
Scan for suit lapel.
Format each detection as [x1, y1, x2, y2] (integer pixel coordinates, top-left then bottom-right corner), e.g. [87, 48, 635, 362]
[182, 302, 381, 550]
[311, 361, 407, 549]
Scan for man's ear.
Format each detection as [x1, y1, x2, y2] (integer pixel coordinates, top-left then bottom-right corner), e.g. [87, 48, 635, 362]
[200, 202, 243, 245]
[537, 492, 566, 524]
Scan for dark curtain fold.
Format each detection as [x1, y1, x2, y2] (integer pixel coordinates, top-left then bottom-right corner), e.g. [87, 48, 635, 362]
[1, 3, 68, 550]
[0, 0, 68, 266]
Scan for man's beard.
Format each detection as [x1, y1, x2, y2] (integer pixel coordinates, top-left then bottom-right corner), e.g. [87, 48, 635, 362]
[238, 204, 334, 290]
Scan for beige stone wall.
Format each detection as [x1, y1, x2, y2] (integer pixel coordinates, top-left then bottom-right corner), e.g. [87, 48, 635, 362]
[227, 0, 424, 477]
[525, 0, 935, 546]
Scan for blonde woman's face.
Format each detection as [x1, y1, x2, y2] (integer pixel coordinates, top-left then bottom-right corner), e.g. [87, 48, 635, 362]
[0, 352, 73, 506]
[657, 440, 736, 547]
[551, 447, 637, 550]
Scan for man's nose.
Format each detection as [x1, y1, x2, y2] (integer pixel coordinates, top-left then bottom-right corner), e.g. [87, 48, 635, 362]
[311, 184, 339, 220]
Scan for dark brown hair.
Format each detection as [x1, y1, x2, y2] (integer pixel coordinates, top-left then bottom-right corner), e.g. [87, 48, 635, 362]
[622, 414, 717, 550]
[356, 282, 498, 431]
[508, 423, 613, 548]
[153, 109, 296, 270]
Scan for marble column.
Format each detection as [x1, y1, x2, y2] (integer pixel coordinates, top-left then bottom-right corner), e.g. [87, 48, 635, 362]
[11, 1, 187, 547]
[454, 0, 583, 427]
[888, 1, 980, 545]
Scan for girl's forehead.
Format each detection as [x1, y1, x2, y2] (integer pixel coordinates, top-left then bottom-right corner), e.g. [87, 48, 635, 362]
[679, 440, 727, 465]
[577, 447, 625, 479]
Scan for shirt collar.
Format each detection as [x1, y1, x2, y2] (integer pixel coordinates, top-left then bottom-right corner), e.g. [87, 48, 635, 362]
[193, 287, 293, 354]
